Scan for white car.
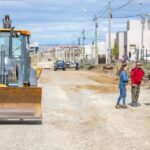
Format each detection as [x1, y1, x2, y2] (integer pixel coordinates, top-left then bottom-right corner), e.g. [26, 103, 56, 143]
[65, 61, 76, 68]
[37, 61, 53, 69]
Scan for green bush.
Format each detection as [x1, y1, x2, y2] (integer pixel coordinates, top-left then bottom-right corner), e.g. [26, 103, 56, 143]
[112, 44, 119, 59]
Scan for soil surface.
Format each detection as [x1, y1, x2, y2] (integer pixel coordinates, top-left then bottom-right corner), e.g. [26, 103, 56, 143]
[0, 70, 150, 150]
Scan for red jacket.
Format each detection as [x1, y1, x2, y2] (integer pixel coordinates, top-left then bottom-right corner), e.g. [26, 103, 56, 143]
[131, 68, 145, 85]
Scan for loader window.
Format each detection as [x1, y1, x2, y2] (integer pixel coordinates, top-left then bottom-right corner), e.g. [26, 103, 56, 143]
[0, 32, 9, 56]
[12, 36, 22, 57]
[0, 32, 27, 59]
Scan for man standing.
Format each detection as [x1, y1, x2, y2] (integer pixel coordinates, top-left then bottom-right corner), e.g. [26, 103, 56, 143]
[75, 62, 79, 71]
[131, 61, 145, 107]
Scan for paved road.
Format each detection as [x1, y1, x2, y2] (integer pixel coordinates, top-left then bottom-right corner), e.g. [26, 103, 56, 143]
[0, 70, 150, 150]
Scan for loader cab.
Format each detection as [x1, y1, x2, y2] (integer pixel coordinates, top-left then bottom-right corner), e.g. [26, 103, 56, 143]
[0, 29, 32, 86]
[0, 30, 30, 59]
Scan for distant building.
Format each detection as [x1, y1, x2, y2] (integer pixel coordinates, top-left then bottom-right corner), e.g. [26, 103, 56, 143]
[98, 42, 106, 55]
[51, 45, 81, 62]
[29, 42, 39, 52]
[84, 44, 93, 60]
[84, 42, 107, 60]
[117, 20, 150, 61]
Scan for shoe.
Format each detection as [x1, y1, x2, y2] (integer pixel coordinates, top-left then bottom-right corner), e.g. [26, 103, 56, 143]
[137, 103, 141, 107]
[116, 104, 120, 109]
[132, 101, 138, 107]
[122, 105, 128, 109]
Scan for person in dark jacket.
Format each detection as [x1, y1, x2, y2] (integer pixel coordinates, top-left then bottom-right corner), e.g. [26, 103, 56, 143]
[116, 63, 129, 109]
[75, 62, 79, 71]
[131, 61, 145, 107]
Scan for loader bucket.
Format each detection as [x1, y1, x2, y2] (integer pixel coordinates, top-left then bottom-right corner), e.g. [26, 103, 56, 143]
[0, 87, 42, 122]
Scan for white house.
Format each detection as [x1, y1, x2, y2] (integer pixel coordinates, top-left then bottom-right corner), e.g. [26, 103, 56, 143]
[117, 20, 150, 61]
[84, 42, 107, 61]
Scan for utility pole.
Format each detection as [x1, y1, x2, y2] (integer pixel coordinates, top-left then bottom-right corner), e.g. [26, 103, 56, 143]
[82, 29, 85, 64]
[140, 1, 144, 60]
[78, 37, 81, 62]
[73, 35, 81, 62]
[108, 0, 112, 64]
[94, 15, 98, 64]
[141, 16, 145, 60]
[91, 41, 94, 62]
[70, 46, 72, 62]
[141, 14, 150, 61]
[78, 37, 80, 46]
[65, 50, 66, 61]
[148, 15, 150, 30]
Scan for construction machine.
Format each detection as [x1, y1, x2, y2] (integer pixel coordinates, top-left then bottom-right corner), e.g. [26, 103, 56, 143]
[0, 15, 42, 122]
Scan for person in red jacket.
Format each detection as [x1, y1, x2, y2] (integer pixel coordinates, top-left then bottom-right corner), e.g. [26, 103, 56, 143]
[131, 61, 145, 107]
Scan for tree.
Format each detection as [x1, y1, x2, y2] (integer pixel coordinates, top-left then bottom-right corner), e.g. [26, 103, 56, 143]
[112, 43, 119, 59]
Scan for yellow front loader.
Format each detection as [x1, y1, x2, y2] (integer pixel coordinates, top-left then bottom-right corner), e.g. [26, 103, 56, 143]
[0, 15, 42, 122]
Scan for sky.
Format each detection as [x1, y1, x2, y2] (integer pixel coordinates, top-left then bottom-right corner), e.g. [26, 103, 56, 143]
[0, 0, 149, 45]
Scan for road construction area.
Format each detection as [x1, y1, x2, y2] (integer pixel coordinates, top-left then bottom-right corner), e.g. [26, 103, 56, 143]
[0, 70, 150, 150]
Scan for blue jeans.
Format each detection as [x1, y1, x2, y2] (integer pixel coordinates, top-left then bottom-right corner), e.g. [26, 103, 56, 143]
[117, 85, 126, 105]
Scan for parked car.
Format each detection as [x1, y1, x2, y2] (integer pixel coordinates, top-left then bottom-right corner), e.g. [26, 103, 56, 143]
[38, 61, 53, 69]
[54, 60, 66, 71]
[65, 61, 76, 68]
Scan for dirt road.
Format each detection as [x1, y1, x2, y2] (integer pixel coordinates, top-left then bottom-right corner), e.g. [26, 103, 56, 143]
[0, 70, 150, 150]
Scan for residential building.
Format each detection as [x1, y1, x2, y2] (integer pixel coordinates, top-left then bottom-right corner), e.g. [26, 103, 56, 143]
[29, 42, 39, 52]
[117, 20, 150, 61]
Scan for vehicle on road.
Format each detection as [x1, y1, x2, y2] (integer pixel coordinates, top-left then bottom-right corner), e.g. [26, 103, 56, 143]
[38, 61, 53, 69]
[54, 60, 66, 71]
[65, 61, 76, 68]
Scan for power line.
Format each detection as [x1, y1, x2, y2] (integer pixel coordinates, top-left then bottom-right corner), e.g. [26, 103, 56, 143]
[85, 35, 105, 39]
[113, 14, 140, 18]
[95, 3, 109, 16]
[93, 2, 110, 23]
[112, 0, 134, 11]
[94, 0, 135, 20]
[97, 7, 109, 18]
[97, 14, 140, 19]
[95, 0, 120, 17]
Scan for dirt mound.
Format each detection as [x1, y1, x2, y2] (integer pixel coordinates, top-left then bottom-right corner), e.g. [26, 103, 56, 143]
[72, 85, 118, 93]
[88, 73, 118, 85]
